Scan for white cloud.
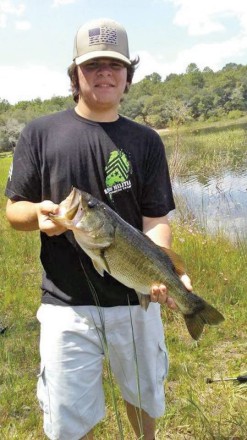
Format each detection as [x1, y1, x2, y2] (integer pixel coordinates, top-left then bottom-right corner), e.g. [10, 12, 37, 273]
[132, 51, 168, 82]
[0, 65, 70, 104]
[166, 0, 247, 36]
[15, 19, 30, 30]
[0, 0, 25, 28]
[174, 35, 247, 71]
[52, 0, 76, 7]
[133, 30, 247, 81]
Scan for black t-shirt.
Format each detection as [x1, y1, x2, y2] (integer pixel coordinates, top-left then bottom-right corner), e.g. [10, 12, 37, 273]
[5, 109, 175, 306]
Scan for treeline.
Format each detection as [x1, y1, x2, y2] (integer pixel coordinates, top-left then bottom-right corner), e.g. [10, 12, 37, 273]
[1, 62, 247, 151]
[0, 96, 74, 151]
[122, 62, 247, 128]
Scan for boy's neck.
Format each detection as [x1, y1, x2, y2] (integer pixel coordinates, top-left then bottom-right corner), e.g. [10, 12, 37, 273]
[75, 101, 119, 122]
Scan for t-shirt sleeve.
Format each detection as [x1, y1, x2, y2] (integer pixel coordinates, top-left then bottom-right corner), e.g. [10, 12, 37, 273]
[5, 125, 41, 202]
[141, 132, 175, 217]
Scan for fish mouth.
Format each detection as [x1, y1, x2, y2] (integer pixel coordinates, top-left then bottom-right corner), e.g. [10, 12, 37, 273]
[49, 187, 81, 224]
[65, 187, 81, 220]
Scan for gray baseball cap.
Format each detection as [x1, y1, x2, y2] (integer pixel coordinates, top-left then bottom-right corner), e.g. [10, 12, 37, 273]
[73, 18, 131, 66]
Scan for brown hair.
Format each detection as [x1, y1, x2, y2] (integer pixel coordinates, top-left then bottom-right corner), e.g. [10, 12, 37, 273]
[67, 57, 139, 103]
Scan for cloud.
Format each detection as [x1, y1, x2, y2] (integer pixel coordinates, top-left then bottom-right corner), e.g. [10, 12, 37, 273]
[0, 0, 25, 28]
[133, 30, 247, 81]
[166, 0, 247, 36]
[0, 65, 70, 104]
[52, 0, 77, 7]
[15, 19, 30, 30]
[174, 35, 247, 71]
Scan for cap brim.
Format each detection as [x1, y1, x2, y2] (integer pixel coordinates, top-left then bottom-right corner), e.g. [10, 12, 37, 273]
[74, 50, 131, 66]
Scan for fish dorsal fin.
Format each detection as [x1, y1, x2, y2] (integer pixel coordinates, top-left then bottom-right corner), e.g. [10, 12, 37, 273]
[159, 247, 186, 275]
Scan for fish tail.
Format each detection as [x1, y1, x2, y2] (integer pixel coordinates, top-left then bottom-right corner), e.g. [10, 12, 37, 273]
[184, 301, 225, 340]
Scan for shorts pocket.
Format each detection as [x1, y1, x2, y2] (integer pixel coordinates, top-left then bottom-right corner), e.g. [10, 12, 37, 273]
[37, 364, 50, 415]
[157, 340, 169, 383]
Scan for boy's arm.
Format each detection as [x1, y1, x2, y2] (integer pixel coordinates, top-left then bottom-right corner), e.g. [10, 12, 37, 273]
[6, 199, 66, 236]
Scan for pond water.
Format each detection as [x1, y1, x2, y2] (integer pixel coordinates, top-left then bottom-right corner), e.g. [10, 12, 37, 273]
[171, 168, 247, 242]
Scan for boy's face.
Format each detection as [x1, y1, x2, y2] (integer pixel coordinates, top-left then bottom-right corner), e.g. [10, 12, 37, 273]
[77, 57, 129, 114]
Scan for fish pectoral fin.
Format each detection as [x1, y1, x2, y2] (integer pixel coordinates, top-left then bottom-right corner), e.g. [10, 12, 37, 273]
[92, 259, 105, 276]
[92, 250, 111, 277]
[136, 292, 151, 311]
[160, 246, 186, 275]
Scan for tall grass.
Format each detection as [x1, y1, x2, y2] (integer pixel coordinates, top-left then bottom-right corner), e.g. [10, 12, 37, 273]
[1, 142, 246, 439]
[163, 119, 247, 180]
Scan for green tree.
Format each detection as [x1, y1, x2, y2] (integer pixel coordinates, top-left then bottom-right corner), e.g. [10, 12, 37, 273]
[144, 72, 162, 83]
[186, 63, 200, 74]
[0, 118, 25, 152]
[0, 99, 11, 113]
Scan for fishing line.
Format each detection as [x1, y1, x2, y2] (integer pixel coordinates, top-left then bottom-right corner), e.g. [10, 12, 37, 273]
[127, 296, 144, 438]
[77, 252, 125, 439]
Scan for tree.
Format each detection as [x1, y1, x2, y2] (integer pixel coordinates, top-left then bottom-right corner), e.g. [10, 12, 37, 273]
[165, 73, 179, 82]
[0, 99, 11, 112]
[140, 95, 169, 127]
[120, 96, 147, 121]
[225, 86, 246, 112]
[222, 63, 240, 71]
[166, 99, 191, 127]
[185, 63, 205, 89]
[144, 72, 162, 83]
[0, 118, 25, 152]
[203, 66, 214, 73]
[186, 63, 200, 74]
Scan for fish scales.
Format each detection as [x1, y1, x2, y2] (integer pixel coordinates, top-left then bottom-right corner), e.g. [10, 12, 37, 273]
[104, 219, 181, 297]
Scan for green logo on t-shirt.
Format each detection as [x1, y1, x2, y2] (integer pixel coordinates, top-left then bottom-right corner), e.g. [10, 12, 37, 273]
[104, 150, 132, 196]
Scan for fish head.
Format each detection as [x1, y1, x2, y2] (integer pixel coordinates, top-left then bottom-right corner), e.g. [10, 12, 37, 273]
[50, 188, 115, 249]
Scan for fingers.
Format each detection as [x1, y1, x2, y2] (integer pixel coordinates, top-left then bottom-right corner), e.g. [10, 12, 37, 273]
[36, 201, 66, 236]
[38, 200, 60, 216]
[151, 284, 177, 310]
[150, 273, 193, 311]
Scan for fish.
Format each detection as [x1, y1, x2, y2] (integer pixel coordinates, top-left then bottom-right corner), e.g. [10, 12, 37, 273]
[49, 187, 225, 340]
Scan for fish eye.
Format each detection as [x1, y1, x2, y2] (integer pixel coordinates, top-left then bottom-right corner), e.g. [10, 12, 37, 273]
[87, 199, 97, 209]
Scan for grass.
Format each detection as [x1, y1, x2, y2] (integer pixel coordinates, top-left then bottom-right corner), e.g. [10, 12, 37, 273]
[0, 130, 247, 440]
[161, 117, 247, 180]
[160, 221, 247, 439]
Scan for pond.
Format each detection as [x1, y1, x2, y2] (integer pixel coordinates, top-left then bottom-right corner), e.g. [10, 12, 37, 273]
[170, 166, 247, 242]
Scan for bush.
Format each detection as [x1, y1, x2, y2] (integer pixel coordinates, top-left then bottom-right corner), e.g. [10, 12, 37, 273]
[227, 110, 244, 120]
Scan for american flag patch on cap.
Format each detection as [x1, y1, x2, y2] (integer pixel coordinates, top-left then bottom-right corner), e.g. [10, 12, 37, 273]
[89, 26, 117, 46]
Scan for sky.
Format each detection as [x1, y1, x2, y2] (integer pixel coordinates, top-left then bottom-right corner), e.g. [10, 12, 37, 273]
[1, 0, 247, 104]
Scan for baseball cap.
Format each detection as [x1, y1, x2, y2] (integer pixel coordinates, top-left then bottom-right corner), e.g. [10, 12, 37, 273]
[73, 18, 131, 66]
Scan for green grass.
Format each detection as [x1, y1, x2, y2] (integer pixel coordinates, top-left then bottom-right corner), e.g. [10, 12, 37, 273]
[161, 117, 247, 180]
[1, 144, 246, 439]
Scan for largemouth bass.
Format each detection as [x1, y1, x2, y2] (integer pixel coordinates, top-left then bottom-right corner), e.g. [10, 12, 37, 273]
[49, 188, 224, 340]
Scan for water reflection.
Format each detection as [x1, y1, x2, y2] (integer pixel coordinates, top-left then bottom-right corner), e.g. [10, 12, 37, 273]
[171, 170, 247, 242]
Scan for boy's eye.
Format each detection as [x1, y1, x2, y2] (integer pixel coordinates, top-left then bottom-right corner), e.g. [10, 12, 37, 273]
[84, 62, 99, 70]
[83, 61, 125, 70]
[110, 62, 125, 69]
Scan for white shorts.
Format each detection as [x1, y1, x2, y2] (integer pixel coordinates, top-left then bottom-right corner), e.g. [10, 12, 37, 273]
[36, 303, 169, 440]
